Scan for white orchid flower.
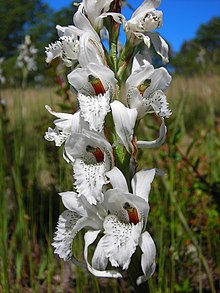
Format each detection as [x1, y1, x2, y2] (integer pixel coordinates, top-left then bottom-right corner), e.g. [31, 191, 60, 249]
[68, 63, 115, 132]
[126, 0, 168, 63]
[45, 4, 105, 67]
[126, 0, 162, 33]
[64, 129, 114, 205]
[101, 0, 168, 63]
[44, 105, 84, 146]
[53, 167, 157, 284]
[127, 57, 172, 120]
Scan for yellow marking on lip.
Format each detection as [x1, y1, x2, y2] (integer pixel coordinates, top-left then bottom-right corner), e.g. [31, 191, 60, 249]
[137, 78, 151, 96]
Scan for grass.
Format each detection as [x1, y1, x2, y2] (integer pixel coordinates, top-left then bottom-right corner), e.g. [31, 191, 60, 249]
[0, 75, 219, 292]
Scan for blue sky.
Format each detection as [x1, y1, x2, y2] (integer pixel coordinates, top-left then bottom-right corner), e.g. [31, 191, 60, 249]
[46, 0, 220, 52]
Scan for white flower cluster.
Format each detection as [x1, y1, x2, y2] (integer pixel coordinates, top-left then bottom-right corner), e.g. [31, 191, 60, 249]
[45, 0, 171, 285]
[16, 35, 38, 72]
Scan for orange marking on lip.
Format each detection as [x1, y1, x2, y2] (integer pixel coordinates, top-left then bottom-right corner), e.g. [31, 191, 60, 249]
[86, 145, 104, 163]
[123, 202, 139, 224]
[88, 75, 106, 96]
[92, 147, 104, 163]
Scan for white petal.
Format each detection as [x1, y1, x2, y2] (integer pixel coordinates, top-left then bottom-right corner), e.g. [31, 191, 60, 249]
[78, 33, 105, 67]
[106, 167, 128, 192]
[143, 66, 171, 96]
[137, 118, 167, 148]
[147, 32, 169, 64]
[133, 33, 151, 47]
[132, 0, 161, 18]
[44, 127, 68, 146]
[56, 24, 82, 38]
[78, 91, 110, 132]
[136, 231, 156, 285]
[102, 215, 142, 270]
[111, 101, 137, 153]
[45, 105, 73, 129]
[45, 105, 73, 120]
[127, 62, 154, 90]
[92, 237, 108, 270]
[132, 52, 152, 72]
[84, 0, 114, 27]
[45, 106, 82, 145]
[100, 12, 126, 26]
[73, 159, 107, 205]
[60, 191, 87, 216]
[127, 89, 147, 120]
[73, 4, 100, 41]
[131, 169, 156, 202]
[70, 111, 84, 133]
[84, 230, 122, 278]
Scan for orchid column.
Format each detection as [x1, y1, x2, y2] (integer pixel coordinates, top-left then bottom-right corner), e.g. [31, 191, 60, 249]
[45, 0, 171, 289]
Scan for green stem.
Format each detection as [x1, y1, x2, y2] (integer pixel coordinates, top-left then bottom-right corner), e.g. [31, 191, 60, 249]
[117, 40, 134, 82]
[109, 40, 118, 73]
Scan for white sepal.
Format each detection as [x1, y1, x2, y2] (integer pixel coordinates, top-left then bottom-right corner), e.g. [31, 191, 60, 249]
[60, 191, 87, 216]
[147, 32, 169, 64]
[137, 117, 167, 148]
[92, 237, 109, 270]
[111, 101, 137, 153]
[136, 231, 156, 285]
[106, 167, 129, 192]
[131, 169, 156, 202]
[84, 230, 123, 278]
